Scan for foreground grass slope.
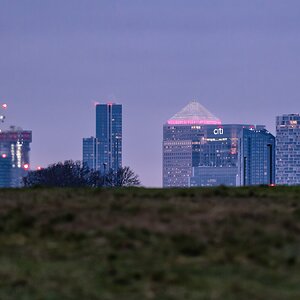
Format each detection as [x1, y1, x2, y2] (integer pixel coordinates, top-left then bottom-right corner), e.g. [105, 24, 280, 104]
[0, 187, 300, 300]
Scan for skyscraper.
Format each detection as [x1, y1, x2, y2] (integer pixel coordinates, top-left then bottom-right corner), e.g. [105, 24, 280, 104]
[276, 114, 300, 185]
[163, 100, 233, 187]
[83, 103, 122, 174]
[96, 103, 122, 173]
[0, 126, 32, 187]
[238, 126, 275, 186]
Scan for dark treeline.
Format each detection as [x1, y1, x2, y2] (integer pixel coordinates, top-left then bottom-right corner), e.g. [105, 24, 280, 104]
[23, 160, 140, 188]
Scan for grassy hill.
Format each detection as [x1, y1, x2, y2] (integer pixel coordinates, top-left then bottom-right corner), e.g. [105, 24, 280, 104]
[0, 186, 300, 300]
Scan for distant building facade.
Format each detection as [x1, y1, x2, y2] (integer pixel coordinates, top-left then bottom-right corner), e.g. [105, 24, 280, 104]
[276, 114, 300, 185]
[96, 103, 122, 173]
[163, 139, 192, 187]
[0, 154, 12, 187]
[83, 103, 122, 173]
[82, 137, 99, 170]
[191, 166, 239, 187]
[163, 100, 275, 187]
[0, 126, 32, 187]
[189, 124, 254, 187]
[238, 126, 275, 186]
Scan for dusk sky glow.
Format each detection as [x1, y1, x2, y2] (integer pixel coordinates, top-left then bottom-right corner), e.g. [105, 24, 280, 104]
[1, 0, 300, 187]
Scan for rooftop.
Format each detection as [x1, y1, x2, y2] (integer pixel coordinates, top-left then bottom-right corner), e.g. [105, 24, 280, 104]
[167, 100, 221, 125]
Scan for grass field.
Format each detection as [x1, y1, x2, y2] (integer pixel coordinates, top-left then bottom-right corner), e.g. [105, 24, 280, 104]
[0, 186, 300, 299]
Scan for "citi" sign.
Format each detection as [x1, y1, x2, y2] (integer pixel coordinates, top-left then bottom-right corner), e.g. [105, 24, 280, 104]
[213, 128, 224, 135]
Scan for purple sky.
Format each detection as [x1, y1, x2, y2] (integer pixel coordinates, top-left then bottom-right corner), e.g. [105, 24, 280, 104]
[1, 0, 300, 187]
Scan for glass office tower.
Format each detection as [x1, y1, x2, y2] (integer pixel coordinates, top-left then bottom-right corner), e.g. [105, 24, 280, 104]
[82, 137, 99, 170]
[239, 126, 275, 186]
[276, 114, 300, 185]
[96, 103, 122, 173]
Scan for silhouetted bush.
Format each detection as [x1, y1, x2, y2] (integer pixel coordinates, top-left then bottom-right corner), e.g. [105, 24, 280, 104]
[23, 160, 140, 188]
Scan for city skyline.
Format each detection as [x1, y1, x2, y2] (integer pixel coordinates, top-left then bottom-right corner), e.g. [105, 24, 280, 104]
[1, 1, 300, 187]
[163, 100, 276, 187]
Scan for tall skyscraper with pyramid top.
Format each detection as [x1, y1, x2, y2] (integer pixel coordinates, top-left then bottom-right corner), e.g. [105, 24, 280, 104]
[163, 100, 222, 187]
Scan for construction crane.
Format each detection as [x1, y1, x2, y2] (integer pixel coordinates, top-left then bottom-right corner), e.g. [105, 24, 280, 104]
[0, 103, 7, 121]
[0, 103, 7, 132]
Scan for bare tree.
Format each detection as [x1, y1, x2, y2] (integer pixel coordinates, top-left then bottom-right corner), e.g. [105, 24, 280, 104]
[105, 166, 140, 187]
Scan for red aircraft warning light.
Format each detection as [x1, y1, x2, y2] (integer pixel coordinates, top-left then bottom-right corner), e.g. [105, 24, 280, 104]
[2, 103, 7, 109]
[23, 164, 29, 170]
[1, 154, 7, 158]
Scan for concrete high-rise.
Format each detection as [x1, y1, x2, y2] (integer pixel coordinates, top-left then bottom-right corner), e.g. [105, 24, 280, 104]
[0, 126, 32, 187]
[96, 103, 122, 173]
[276, 114, 300, 185]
